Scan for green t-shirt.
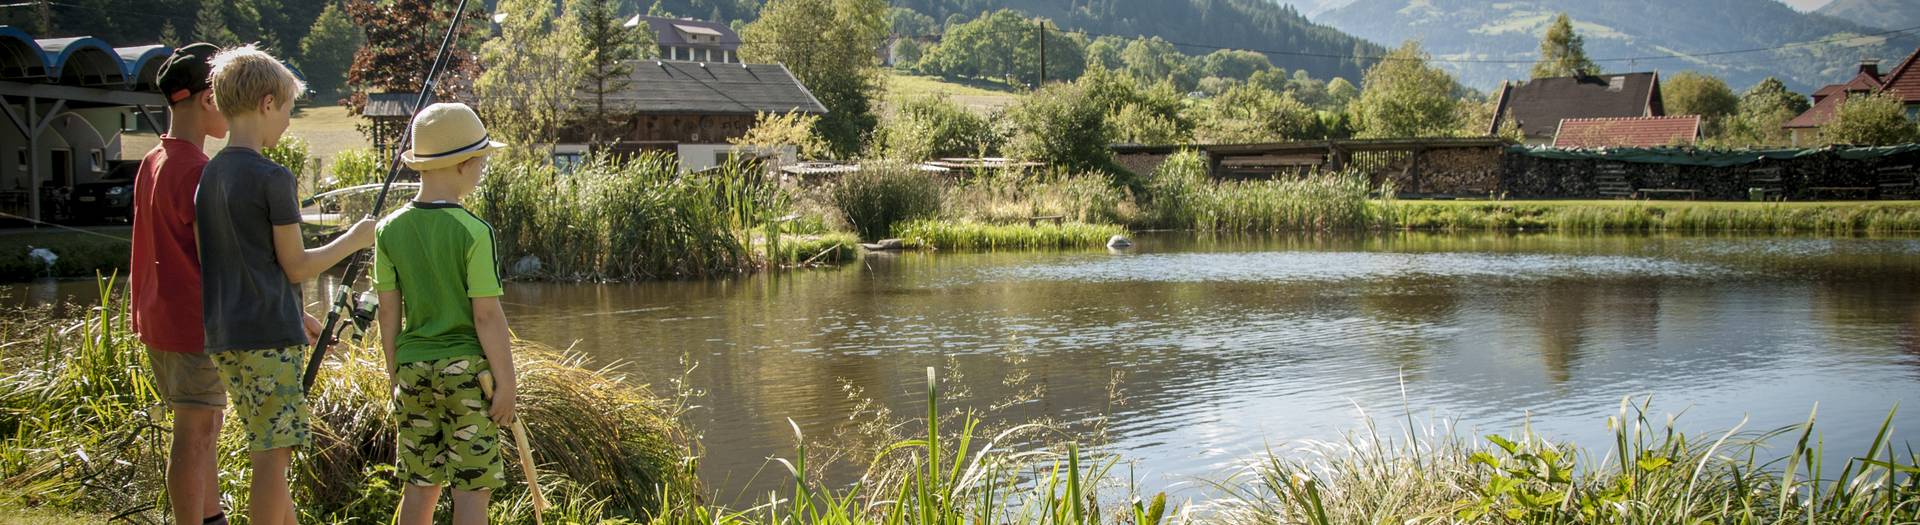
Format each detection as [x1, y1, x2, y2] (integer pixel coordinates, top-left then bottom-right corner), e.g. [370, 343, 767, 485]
[372, 201, 504, 364]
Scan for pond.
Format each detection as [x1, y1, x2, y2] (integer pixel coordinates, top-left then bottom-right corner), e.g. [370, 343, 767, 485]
[10, 232, 1920, 504]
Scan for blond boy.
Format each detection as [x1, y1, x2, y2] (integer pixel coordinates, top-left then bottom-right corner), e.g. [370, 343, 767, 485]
[195, 45, 374, 525]
[373, 102, 517, 525]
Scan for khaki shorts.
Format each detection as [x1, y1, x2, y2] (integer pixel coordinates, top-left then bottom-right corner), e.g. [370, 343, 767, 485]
[148, 349, 227, 408]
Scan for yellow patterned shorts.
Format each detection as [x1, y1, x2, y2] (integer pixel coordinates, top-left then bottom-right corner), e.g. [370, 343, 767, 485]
[393, 355, 506, 492]
[212, 346, 312, 451]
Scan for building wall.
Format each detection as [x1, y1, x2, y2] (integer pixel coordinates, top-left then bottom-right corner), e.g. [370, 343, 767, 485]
[675, 143, 795, 172]
[0, 106, 124, 191]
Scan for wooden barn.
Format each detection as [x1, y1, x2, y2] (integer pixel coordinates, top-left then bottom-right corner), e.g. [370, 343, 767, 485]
[554, 60, 826, 172]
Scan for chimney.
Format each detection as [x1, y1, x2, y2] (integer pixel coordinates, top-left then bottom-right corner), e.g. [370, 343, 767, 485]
[1860, 59, 1881, 78]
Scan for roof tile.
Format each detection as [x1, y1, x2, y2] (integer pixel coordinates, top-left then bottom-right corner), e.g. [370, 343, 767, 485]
[1552, 115, 1701, 148]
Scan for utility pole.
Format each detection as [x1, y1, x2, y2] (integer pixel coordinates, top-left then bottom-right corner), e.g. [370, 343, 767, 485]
[1037, 19, 1046, 86]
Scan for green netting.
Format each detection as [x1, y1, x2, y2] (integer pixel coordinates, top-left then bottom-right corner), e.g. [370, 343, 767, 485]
[1509, 144, 1920, 167]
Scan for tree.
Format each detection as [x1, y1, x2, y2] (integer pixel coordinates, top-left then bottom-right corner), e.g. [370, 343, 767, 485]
[297, 2, 362, 100]
[1720, 77, 1808, 146]
[1531, 13, 1599, 79]
[1007, 79, 1113, 175]
[732, 111, 830, 161]
[1350, 41, 1461, 139]
[345, 0, 484, 146]
[888, 7, 936, 36]
[917, 10, 1083, 87]
[1324, 77, 1359, 109]
[739, 0, 888, 158]
[1199, 49, 1271, 81]
[1120, 37, 1195, 90]
[1663, 71, 1740, 135]
[1192, 84, 1317, 144]
[573, 0, 651, 141]
[1819, 91, 1920, 146]
[1085, 36, 1126, 72]
[477, 0, 586, 164]
[159, 19, 179, 46]
[193, 0, 239, 45]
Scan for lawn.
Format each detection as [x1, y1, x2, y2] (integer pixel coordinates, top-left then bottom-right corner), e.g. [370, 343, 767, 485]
[884, 74, 1023, 114]
[121, 103, 370, 171]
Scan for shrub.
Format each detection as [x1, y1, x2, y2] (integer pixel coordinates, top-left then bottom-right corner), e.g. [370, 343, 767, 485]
[261, 135, 316, 187]
[872, 94, 1000, 161]
[326, 148, 384, 190]
[829, 161, 942, 241]
[1006, 80, 1116, 177]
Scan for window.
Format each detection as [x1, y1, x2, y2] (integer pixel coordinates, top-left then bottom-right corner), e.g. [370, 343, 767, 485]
[15, 147, 24, 172]
[1907, 105, 1919, 122]
[90, 149, 105, 173]
[552, 145, 589, 176]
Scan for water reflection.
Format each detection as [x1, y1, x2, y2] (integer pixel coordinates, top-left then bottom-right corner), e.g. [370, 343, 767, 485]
[487, 232, 1920, 503]
[10, 232, 1920, 504]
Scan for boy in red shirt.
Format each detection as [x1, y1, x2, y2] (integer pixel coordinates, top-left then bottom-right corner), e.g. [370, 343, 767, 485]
[128, 42, 231, 525]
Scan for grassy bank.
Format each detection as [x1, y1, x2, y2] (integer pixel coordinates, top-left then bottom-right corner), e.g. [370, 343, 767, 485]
[0, 279, 690, 523]
[1393, 199, 1920, 233]
[894, 219, 1125, 250]
[3, 283, 1918, 523]
[0, 229, 129, 281]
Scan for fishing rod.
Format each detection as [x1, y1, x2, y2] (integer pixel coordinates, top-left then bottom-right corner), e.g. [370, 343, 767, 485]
[303, 0, 472, 394]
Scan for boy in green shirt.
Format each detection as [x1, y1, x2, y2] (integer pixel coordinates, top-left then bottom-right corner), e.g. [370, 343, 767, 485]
[372, 102, 516, 525]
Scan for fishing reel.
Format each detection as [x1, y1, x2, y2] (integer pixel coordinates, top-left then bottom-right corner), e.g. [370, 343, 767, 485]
[322, 287, 381, 347]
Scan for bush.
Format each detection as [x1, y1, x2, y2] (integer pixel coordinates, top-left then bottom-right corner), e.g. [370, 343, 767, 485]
[326, 148, 384, 190]
[261, 135, 316, 188]
[829, 161, 942, 241]
[1005, 80, 1116, 177]
[470, 153, 784, 280]
[872, 94, 1000, 161]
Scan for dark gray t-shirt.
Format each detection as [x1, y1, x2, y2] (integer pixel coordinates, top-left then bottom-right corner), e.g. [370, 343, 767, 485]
[195, 147, 307, 353]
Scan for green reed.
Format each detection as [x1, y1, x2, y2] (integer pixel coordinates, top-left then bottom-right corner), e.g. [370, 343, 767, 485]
[1393, 201, 1920, 233]
[1141, 150, 1395, 232]
[1214, 397, 1919, 524]
[469, 153, 786, 281]
[892, 220, 1126, 250]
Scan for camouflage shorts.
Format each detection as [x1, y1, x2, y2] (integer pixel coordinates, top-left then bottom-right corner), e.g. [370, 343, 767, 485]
[212, 346, 312, 451]
[393, 355, 506, 492]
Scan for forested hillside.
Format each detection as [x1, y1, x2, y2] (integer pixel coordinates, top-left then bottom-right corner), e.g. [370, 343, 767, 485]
[1319, 0, 1920, 92]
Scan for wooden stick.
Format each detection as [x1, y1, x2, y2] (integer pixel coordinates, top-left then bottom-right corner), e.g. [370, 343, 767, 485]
[479, 370, 548, 523]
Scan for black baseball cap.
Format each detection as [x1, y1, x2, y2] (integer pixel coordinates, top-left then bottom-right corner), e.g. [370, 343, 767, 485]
[157, 43, 220, 105]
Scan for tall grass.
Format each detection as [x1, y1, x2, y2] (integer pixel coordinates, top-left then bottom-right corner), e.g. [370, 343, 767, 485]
[893, 220, 1126, 250]
[470, 154, 785, 281]
[940, 171, 1137, 226]
[0, 279, 692, 523]
[1213, 397, 1920, 524]
[1142, 150, 1396, 232]
[1392, 201, 1920, 233]
[829, 161, 943, 242]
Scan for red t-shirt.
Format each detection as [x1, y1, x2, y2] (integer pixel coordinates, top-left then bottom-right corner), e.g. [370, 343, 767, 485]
[130, 137, 208, 353]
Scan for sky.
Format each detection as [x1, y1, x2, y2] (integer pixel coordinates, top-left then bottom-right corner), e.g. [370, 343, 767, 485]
[1778, 0, 1834, 11]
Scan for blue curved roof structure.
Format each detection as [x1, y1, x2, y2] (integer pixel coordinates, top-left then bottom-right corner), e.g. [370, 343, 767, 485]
[0, 26, 173, 90]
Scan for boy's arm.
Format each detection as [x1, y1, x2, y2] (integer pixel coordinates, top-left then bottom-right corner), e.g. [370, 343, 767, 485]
[377, 290, 402, 376]
[475, 296, 515, 426]
[266, 168, 374, 282]
[272, 221, 375, 283]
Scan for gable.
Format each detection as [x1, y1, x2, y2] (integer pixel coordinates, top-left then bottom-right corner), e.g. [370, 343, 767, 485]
[1497, 72, 1662, 140]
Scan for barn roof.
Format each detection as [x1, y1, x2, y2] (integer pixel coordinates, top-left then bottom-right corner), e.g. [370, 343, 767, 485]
[601, 60, 826, 116]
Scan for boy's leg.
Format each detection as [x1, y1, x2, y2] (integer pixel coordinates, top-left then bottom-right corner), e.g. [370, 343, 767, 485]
[448, 489, 492, 525]
[149, 350, 229, 525]
[247, 447, 296, 525]
[442, 358, 506, 525]
[212, 347, 312, 525]
[397, 485, 443, 525]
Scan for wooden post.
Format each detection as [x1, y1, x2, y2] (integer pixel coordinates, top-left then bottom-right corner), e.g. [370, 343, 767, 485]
[1037, 20, 1046, 86]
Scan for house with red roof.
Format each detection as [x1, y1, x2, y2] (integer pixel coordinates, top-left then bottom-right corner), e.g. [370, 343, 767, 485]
[1551, 115, 1701, 149]
[1488, 72, 1667, 146]
[1784, 49, 1920, 146]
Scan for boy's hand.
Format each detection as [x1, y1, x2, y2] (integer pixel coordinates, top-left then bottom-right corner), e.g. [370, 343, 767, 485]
[489, 380, 517, 427]
[342, 217, 377, 250]
[302, 313, 323, 344]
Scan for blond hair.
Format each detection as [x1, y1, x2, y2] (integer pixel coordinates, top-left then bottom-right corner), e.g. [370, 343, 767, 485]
[208, 44, 306, 116]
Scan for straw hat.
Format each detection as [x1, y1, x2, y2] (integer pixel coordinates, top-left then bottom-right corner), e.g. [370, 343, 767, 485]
[400, 102, 506, 171]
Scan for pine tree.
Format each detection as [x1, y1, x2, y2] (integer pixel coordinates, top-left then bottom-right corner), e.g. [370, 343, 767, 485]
[159, 20, 179, 46]
[573, 0, 645, 141]
[1531, 13, 1599, 79]
[298, 2, 362, 100]
[194, 0, 240, 46]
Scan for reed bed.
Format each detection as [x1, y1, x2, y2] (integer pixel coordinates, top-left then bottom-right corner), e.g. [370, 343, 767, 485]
[1392, 200, 1920, 233]
[0, 279, 691, 524]
[469, 154, 785, 281]
[1142, 150, 1395, 232]
[940, 171, 1137, 226]
[893, 220, 1126, 250]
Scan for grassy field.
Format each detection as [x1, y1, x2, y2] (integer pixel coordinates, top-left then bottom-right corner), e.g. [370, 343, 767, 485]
[122, 104, 370, 170]
[883, 74, 1022, 114]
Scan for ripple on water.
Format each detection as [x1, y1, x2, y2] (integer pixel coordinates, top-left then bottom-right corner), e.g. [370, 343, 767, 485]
[964, 251, 1735, 285]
